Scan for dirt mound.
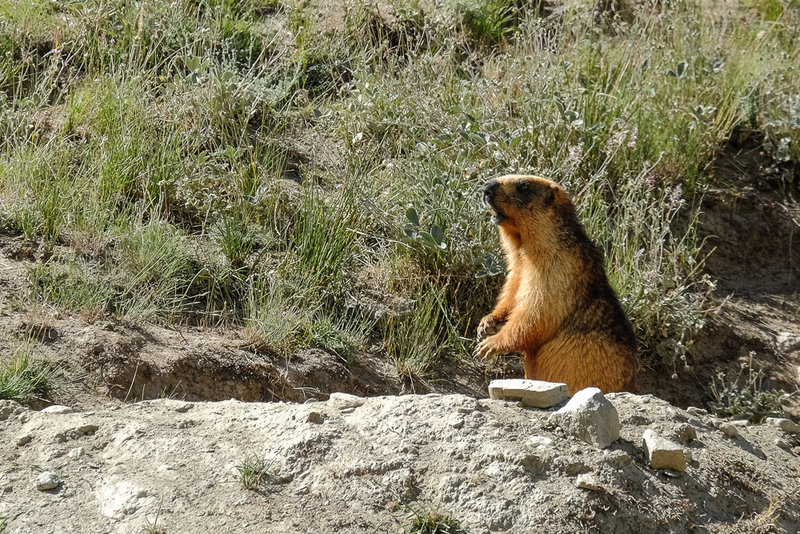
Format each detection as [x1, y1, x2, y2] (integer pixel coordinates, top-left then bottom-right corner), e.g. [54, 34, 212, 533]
[2, 392, 799, 533]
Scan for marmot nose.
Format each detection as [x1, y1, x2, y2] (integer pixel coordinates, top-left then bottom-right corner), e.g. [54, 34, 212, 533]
[483, 180, 499, 202]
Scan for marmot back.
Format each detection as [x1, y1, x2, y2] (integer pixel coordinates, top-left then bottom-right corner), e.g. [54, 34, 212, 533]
[475, 175, 638, 394]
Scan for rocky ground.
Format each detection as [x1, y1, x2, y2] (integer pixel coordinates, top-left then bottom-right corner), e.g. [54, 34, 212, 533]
[2, 390, 800, 533]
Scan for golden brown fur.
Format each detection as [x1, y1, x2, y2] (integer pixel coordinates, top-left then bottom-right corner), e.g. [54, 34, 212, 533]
[475, 175, 638, 394]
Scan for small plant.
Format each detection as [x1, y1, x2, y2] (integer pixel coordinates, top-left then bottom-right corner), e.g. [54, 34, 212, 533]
[0, 349, 65, 405]
[235, 455, 274, 491]
[708, 354, 788, 423]
[402, 504, 468, 534]
[141, 495, 166, 534]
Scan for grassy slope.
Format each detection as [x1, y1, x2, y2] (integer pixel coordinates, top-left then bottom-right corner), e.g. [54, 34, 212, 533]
[0, 0, 798, 383]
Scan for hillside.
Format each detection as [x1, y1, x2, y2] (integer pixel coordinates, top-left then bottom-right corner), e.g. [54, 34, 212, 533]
[2, 392, 800, 533]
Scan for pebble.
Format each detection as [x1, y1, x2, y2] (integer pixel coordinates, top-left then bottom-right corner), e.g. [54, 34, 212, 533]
[36, 471, 60, 491]
[576, 473, 600, 490]
[675, 424, 697, 443]
[719, 423, 739, 438]
[774, 438, 790, 450]
[686, 406, 707, 416]
[530, 436, 553, 449]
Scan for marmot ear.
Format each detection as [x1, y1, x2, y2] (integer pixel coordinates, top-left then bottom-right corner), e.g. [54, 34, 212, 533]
[541, 185, 556, 207]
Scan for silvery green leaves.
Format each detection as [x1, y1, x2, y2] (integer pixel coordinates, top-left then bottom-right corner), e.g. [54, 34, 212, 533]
[475, 253, 504, 279]
[667, 60, 688, 79]
[404, 207, 447, 250]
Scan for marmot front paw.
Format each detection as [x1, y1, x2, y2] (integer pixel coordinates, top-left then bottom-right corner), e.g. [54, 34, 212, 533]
[477, 314, 504, 342]
[473, 336, 503, 360]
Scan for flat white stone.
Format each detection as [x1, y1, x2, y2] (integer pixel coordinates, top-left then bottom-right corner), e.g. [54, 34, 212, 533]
[328, 392, 365, 409]
[41, 405, 75, 414]
[488, 379, 569, 408]
[642, 429, 686, 471]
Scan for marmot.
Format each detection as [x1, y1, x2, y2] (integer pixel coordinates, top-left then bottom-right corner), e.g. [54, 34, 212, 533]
[475, 175, 638, 394]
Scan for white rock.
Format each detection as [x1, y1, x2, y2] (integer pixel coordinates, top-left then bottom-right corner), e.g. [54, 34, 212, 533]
[96, 481, 150, 519]
[36, 471, 60, 491]
[766, 417, 800, 433]
[549, 388, 620, 449]
[686, 406, 707, 416]
[642, 430, 686, 471]
[447, 413, 464, 429]
[576, 473, 600, 490]
[328, 392, 365, 409]
[529, 436, 553, 449]
[488, 379, 570, 408]
[777, 332, 800, 354]
[68, 447, 84, 459]
[41, 405, 75, 414]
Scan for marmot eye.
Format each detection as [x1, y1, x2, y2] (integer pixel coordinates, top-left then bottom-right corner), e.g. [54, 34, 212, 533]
[517, 182, 530, 192]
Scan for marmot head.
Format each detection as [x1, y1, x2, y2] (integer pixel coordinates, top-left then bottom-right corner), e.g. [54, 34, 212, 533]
[482, 175, 575, 239]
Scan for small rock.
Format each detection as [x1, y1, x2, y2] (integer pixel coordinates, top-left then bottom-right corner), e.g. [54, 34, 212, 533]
[68, 447, 84, 459]
[530, 436, 553, 449]
[774, 438, 790, 450]
[328, 392, 365, 410]
[36, 471, 60, 491]
[642, 430, 687, 471]
[730, 419, 750, 427]
[0, 400, 25, 421]
[306, 411, 325, 424]
[174, 402, 193, 413]
[294, 485, 309, 495]
[686, 406, 707, 416]
[488, 379, 570, 408]
[766, 417, 800, 433]
[41, 405, 75, 414]
[777, 332, 800, 354]
[549, 387, 620, 449]
[675, 424, 697, 443]
[719, 423, 739, 438]
[16, 434, 32, 447]
[447, 413, 464, 429]
[576, 473, 600, 490]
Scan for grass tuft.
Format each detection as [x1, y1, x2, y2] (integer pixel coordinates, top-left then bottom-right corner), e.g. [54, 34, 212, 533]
[402, 504, 468, 534]
[235, 455, 274, 491]
[0, 349, 65, 405]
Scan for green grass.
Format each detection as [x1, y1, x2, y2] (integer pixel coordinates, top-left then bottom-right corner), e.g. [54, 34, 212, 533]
[0, 350, 65, 405]
[235, 455, 274, 490]
[0, 0, 798, 379]
[402, 504, 468, 534]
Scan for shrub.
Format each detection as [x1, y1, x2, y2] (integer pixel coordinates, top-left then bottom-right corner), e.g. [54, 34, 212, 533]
[708, 354, 788, 423]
